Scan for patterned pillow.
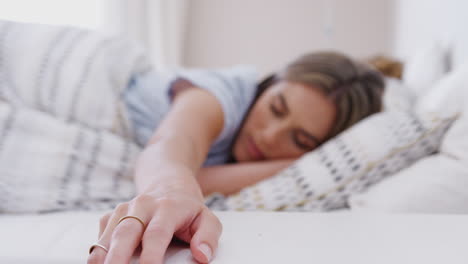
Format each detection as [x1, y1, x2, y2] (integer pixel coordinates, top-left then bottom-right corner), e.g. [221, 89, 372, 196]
[205, 110, 458, 211]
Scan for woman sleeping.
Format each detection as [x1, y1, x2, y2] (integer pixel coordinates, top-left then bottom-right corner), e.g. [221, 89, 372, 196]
[0, 19, 385, 264]
[87, 52, 384, 263]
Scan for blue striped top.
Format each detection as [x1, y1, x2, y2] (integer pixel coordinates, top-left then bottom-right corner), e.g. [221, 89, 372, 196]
[122, 66, 258, 166]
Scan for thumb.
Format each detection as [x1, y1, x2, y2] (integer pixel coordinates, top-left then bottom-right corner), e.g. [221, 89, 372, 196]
[189, 209, 223, 263]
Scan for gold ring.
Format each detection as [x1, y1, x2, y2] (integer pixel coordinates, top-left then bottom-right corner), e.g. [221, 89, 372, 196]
[89, 243, 109, 254]
[117, 215, 146, 229]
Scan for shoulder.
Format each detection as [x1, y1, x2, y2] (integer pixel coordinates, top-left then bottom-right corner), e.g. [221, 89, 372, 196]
[174, 65, 259, 146]
[177, 65, 258, 92]
[174, 65, 259, 113]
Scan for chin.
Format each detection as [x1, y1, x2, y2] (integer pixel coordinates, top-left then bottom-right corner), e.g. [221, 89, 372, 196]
[232, 144, 248, 162]
[231, 150, 246, 162]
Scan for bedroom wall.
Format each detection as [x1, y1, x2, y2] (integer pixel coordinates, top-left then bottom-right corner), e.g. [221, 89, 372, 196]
[183, 0, 395, 76]
[392, 0, 468, 67]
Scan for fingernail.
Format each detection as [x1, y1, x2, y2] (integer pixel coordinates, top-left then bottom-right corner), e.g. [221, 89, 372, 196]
[198, 243, 212, 262]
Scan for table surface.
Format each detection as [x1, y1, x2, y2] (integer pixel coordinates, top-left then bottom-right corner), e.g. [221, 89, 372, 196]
[1, 211, 468, 263]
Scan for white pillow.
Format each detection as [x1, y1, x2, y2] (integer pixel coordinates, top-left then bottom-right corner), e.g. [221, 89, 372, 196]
[346, 67, 468, 214]
[403, 41, 450, 99]
[440, 99, 468, 163]
[348, 154, 468, 214]
[205, 110, 457, 211]
[382, 77, 414, 112]
[415, 63, 468, 117]
[417, 63, 468, 163]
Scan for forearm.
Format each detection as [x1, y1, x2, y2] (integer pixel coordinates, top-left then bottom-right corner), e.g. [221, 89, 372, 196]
[133, 88, 222, 196]
[134, 134, 204, 197]
[197, 159, 295, 196]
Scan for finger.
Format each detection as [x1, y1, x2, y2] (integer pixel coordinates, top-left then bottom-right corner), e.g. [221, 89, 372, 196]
[87, 247, 107, 264]
[99, 211, 113, 239]
[104, 213, 150, 264]
[189, 209, 223, 263]
[88, 203, 129, 264]
[139, 210, 178, 264]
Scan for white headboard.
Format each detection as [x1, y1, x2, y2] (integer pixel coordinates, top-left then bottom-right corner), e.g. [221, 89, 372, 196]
[392, 0, 468, 69]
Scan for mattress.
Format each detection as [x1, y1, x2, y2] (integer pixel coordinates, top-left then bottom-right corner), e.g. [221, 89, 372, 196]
[1, 210, 467, 264]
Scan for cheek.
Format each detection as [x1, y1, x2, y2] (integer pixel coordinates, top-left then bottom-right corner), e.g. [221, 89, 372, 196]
[277, 145, 306, 160]
[245, 106, 268, 131]
[232, 106, 267, 160]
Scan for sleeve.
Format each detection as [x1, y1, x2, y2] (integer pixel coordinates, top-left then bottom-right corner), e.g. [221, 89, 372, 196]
[167, 65, 259, 145]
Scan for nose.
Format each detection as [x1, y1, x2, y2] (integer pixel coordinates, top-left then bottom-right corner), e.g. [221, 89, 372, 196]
[261, 120, 289, 147]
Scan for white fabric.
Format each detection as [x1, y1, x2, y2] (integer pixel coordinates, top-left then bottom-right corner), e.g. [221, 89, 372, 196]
[417, 63, 468, 163]
[102, 0, 189, 68]
[0, 19, 149, 134]
[415, 64, 468, 117]
[348, 154, 468, 214]
[382, 77, 414, 111]
[420, 63, 468, 162]
[0, 20, 148, 213]
[403, 41, 450, 99]
[0, 103, 141, 213]
[348, 65, 468, 214]
[2, 211, 468, 264]
[441, 105, 468, 163]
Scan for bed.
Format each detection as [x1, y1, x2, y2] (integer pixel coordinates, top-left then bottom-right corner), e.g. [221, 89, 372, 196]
[2, 210, 468, 263]
[2, 1, 468, 263]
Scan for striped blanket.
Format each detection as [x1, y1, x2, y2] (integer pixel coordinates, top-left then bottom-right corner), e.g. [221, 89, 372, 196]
[0, 20, 149, 213]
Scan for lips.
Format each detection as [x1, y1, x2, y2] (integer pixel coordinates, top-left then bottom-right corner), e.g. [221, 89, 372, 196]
[246, 136, 265, 160]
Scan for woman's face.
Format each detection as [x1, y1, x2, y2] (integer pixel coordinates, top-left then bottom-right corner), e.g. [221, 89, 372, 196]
[232, 80, 337, 162]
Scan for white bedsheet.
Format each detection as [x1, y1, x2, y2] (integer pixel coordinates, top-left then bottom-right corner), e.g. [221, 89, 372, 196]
[1, 210, 468, 264]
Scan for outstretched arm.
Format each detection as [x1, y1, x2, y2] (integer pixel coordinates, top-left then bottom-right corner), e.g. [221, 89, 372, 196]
[88, 86, 225, 264]
[197, 159, 295, 196]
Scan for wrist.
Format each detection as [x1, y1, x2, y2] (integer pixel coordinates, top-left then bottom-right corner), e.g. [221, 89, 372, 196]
[137, 165, 204, 199]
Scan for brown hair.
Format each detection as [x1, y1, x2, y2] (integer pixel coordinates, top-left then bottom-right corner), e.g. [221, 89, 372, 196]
[255, 51, 385, 140]
[366, 55, 403, 79]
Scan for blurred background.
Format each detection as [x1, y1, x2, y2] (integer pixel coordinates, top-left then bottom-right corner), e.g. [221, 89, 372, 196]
[0, 0, 464, 76]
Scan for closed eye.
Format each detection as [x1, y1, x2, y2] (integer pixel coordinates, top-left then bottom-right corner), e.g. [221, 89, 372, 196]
[270, 104, 284, 117]
[270, 93, 288, 117]
[293, 130, 320, 151]
[293, 136, 313, 151]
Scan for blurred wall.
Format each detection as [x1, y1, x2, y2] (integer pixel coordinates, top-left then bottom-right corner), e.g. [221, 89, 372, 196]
[392, 0, 468, 67]
[183, 0, 394, 76]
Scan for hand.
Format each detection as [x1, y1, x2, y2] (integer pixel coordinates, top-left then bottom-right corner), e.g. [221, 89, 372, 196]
[87, 186, 222, 264]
